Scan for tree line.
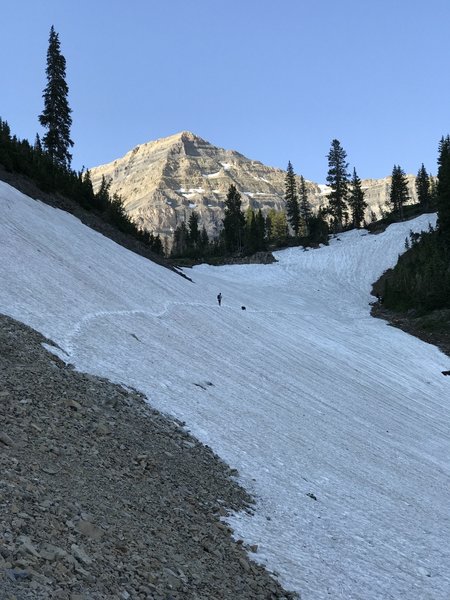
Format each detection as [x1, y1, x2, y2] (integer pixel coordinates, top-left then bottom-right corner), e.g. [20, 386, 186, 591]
[379, 136, 450, 312]
[170, 181, 331, 260]
[171, 136, 436, 261]
[0, 26, 446, 272]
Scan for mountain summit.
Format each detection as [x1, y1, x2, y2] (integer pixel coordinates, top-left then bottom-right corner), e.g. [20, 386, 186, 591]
[89, 133, 417, 240]
[89, 131, 291, 240]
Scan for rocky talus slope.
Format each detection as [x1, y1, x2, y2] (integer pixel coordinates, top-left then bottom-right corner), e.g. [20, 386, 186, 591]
[89, 131, 418, 241]
[0, 315, 296, 600]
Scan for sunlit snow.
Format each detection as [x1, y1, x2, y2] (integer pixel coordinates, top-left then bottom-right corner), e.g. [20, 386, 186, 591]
[1, 180, 449, 600]
[318, 183, 331, 195]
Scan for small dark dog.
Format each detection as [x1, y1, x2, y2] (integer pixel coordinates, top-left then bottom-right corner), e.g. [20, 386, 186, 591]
[442, 370, 450, 376]
[241, 306, 246, 311]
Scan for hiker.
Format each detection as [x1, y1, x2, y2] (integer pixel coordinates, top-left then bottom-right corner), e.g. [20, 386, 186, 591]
[217, 292, 222, 306]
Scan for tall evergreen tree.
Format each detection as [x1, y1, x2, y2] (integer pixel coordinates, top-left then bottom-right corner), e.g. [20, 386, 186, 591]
[34, 133, 43, 153]
[389, 164, 409, 219]
[79, 169, 95, 208]
[437, 135, 450, 245]
[299, 175, 312, 235]
[256, 209, 266, 250]
[348, 168, 367, 228]
[200, 225, 209, 250]
[416, 163, 431, 208]
[188, 211, 200, 248]
[171, 221, 189, 256]
[285, 161, 300, 235]
[429, 173, 438, 206]
[326, 139, 350, 231]
[39, 26, 73, 169]
[244, 207, 256, 253]
[222, 184, 245, 253]
[94, 175, 112, 212]
[265, 213, 273, 242]
[308, 210, 330, 245]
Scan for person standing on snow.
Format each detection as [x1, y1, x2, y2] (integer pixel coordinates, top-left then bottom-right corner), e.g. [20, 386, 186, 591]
[217, 292, 222, 306]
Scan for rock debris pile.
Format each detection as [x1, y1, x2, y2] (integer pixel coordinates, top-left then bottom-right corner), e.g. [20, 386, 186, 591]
[0, 315, 296, 599]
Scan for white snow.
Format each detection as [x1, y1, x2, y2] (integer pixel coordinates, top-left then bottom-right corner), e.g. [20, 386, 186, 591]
[178, 188, 205, 200]
[220, 162, 232, 170]
[318, 183, 331, 195]
[252, 175, 270, 183]
[1, 180, 449, 600]
[203, 171, 222, 178]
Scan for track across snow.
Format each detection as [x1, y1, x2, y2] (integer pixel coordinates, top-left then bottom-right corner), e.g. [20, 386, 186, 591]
[1, 180, 449, 599]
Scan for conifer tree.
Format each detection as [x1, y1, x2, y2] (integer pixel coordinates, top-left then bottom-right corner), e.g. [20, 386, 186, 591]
[243, 207, 265, 253]
[285, 161, 300, 235]
[348, 168, 367, 228]
[299, 175, 312, 235]
[222, 184, 245, 253]
[244, 207, 256, 253]
[152, 234, 164, 256]
[308, 210, 329, 244]
[265, 213, 273, 242]
[326, 139, 350, 231]
[105, 193, 133, 233]
[415, 163, 431, 209]
[188, 211, 200, 248]
[39, 26, 73, 169]
[0, 119, 13, 171]
[171, 221, 189, 256]
[256, 209, 266, 250]
[437, 135, 450, 245]
[94, 175, 112, 212]
[79, 169, 95, 208]
[429, 174, 438, 207]
[245, 206, 254, 229]
[200, 225, 209, 250]
[270, 210, 288, 243]
[389, 165, 409, 219]
[34, 134, 43, 153]
[249, 214, 259, 253]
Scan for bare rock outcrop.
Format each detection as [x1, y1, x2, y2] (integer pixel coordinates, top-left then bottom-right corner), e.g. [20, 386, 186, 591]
[89, 131, 418, 241]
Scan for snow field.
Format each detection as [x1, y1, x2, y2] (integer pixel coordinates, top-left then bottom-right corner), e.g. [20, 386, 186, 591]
[1, 180, 449, 599]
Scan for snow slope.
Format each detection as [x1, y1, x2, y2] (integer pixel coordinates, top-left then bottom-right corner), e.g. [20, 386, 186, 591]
[1, 180, 449, 600]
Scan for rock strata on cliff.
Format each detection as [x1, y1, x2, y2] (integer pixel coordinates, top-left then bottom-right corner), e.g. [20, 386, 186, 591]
[89, 131, 418, 241]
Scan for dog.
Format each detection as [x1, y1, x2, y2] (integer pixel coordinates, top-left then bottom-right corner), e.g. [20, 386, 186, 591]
[241, 306, 246, 311]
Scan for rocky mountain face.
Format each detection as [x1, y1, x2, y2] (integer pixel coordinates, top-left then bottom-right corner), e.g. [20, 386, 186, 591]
[89, 131, 418, 241]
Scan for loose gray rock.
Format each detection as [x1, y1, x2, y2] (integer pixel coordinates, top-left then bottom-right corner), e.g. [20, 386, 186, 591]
[0, 314, 297, 599]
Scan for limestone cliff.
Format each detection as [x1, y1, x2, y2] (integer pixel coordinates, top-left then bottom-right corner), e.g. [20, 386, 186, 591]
[89, 131, 418, 240]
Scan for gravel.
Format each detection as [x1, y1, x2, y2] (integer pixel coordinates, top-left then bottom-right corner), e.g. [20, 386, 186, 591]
[0, 314, 297, 599]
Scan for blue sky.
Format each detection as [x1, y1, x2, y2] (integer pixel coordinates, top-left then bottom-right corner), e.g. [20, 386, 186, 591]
[2, 0, 449, 182]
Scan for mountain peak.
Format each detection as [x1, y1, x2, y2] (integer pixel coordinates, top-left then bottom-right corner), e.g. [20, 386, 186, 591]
[178, 130, 204, 143]
[89, 134, 419, 242]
